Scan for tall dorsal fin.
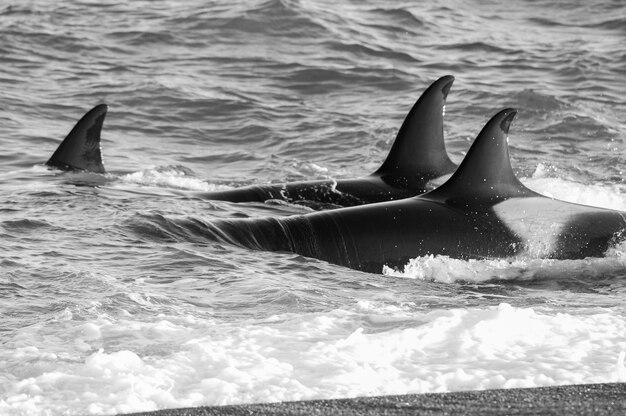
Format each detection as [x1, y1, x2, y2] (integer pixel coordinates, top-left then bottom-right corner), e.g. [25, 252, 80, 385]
[46, 104, 107, 174]
[374, 75, 457, 186]
[425, 108, 539, 205]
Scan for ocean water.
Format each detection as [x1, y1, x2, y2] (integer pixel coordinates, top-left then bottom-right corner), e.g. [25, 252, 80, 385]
[1, 0, 625, 415]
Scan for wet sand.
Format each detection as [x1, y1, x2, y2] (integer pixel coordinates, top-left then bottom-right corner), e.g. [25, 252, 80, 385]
[122, 383, 625, 416]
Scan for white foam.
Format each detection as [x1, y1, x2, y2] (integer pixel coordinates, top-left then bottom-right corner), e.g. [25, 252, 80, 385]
[383, 246, 626, 283]
[1, 304, 625, 415]
[118, 167, 232, 192]
[305, 162, 329, 174]
[524, 166, 626, 211]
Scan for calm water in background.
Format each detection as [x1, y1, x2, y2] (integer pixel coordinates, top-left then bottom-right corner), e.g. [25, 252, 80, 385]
[1, 1, 625, 415]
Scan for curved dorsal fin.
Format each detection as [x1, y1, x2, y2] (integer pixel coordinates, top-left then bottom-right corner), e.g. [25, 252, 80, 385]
[425, 108, 539, 205]
[374, 75, 457, 185]
[46, 104, 107, 174]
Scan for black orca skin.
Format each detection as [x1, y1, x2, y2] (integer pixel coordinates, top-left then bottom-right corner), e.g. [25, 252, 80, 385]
[46, 104, 107, 174]
[192, 109, 626, 273]
[196, 75, 457, 207]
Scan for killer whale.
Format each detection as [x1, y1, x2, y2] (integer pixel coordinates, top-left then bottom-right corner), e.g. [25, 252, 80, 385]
[194, 75, 457, 207]
[46, 104, 107, 174]
[43, 76, 456, 208]
[188, 108, 626, 273]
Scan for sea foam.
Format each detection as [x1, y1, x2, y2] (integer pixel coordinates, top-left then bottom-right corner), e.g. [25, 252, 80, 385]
[1, 303, 625, 415]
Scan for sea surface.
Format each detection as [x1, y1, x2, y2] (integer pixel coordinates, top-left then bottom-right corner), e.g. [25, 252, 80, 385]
[1, 0, 625, 415]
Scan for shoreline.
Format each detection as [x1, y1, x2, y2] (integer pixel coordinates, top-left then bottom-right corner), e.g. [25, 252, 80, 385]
[122, 382, 625, 416]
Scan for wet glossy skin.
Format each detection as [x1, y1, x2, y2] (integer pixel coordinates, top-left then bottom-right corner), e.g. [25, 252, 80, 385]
[198, 109, 626, 273]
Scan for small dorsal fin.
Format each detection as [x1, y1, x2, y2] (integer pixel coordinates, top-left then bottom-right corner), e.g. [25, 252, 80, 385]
[46, 104, 107, 174]
[374, 75, 457, 185]
[425, 108, 539, 205]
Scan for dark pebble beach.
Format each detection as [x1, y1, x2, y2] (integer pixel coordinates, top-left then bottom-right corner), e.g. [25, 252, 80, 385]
[122, 383, 625, 416]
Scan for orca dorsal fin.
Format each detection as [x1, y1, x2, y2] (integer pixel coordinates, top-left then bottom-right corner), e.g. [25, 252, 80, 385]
[374, 75, 457, 186]
[46, 104, 107, 174]
[425, 108, 539, 205]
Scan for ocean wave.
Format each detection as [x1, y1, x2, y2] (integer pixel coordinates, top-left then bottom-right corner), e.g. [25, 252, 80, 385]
[383, 252, 626, 284]
[2, 303, 624, 415]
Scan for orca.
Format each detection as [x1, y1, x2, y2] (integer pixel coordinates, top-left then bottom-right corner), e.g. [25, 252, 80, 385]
[45, 104, 107, 174]
[189, 108, 626, 273]
[42, 76, 455, 207]
[194, 75, 457, 207]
